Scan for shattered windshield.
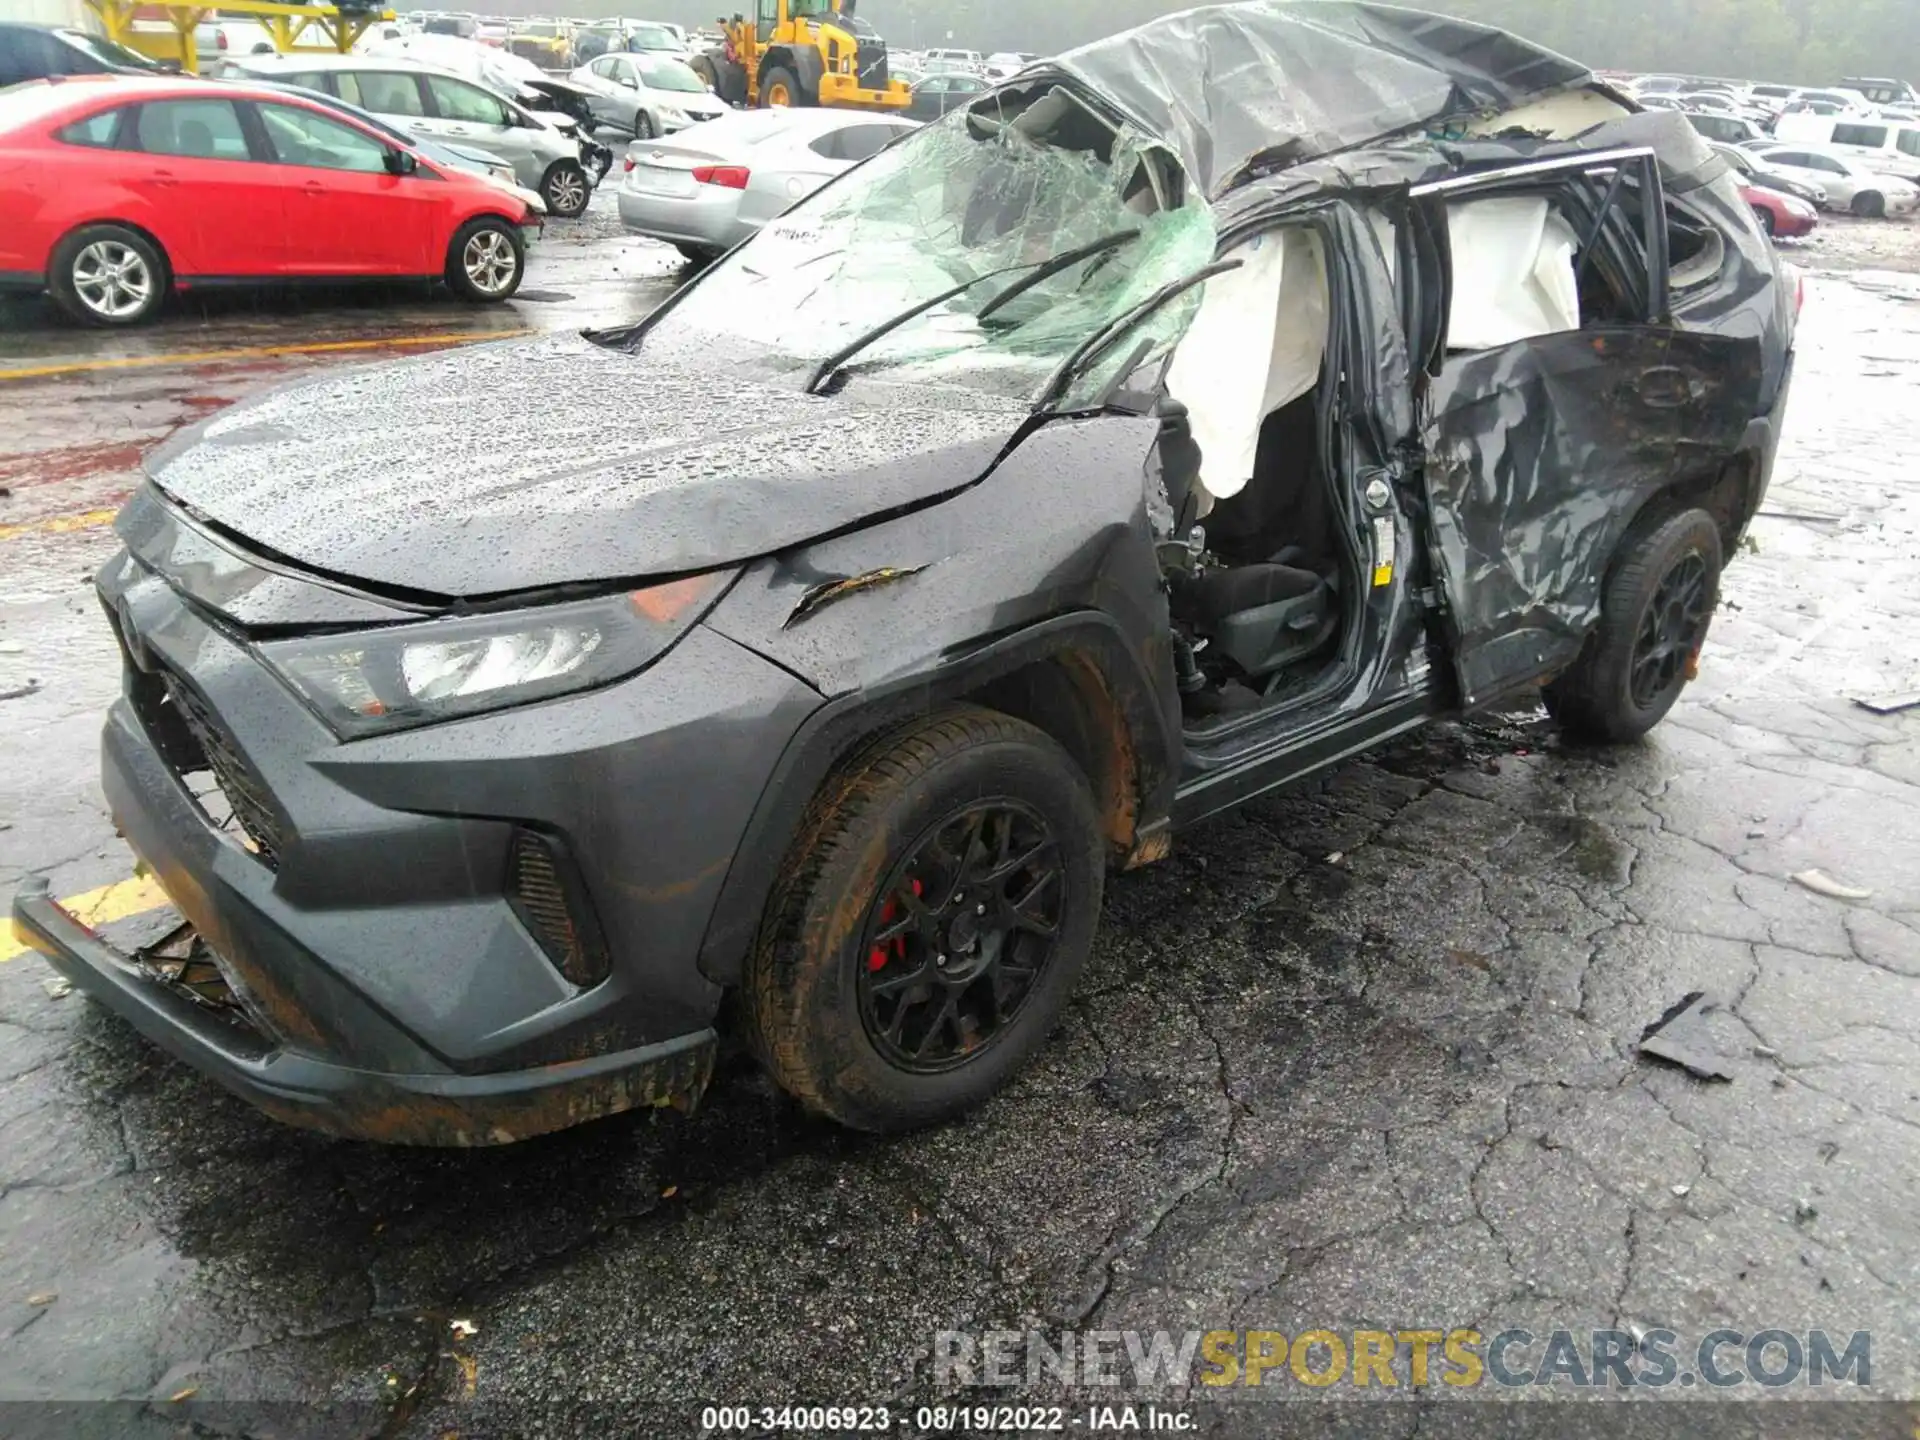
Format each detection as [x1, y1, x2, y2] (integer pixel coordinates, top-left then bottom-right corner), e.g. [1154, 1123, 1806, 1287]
[637, 81, 1218, 405]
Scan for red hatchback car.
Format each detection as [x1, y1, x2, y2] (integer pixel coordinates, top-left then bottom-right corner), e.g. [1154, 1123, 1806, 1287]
[0, 75, 541, 325]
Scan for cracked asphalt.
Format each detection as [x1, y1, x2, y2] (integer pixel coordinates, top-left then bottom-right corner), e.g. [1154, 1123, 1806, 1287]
[1, 191, 1917, 1436]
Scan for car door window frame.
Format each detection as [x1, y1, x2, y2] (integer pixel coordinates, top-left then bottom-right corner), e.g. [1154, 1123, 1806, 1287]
[254, 100, 396, 174]
[126, 96, 261, 164]
[56, 104, 132, 149]
[424, 75, 515, 127]
[1411, 146, 1668, 333]
[351, 70, 431, 119]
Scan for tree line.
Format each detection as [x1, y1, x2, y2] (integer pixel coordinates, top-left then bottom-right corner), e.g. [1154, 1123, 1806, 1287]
[411, 0, 1918, 87]
[858, 0, 1917, 84]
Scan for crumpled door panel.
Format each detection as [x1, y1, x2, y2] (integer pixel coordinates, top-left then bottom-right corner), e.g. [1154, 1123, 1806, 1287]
[1420, 323, 1758, 707]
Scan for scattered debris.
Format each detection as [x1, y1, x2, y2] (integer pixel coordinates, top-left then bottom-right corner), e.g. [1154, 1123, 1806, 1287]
[168, 1387, 198, 1403]
[1757, 507, 1844, 524]
[0, 641, 23, 655]
[1794, 1199, 1819, 1226]
[449, 1318, 478, 1339]
[25, 1292, 55, 1307]
[1752, 1044, 1779, 1059]
[40, 977, 72, 1000]
[1791, 869, 1874, 901]
[1638, 992, 1735, 1082]
[0, 683, 42, 703]
[1851, 690, 1920, 716]
[1448, 947, 1493, 973]
[661, 1185, 679, 1199]
[1325, 851, 1345, 866]
[1671, 1183, 1691, 1197]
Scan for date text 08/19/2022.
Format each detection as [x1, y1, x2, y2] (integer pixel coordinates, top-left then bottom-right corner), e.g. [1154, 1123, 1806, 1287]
[699, 1405, 1195, 1432]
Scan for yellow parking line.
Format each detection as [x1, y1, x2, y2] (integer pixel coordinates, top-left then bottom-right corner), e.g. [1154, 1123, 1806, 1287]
[4, 874, 173, 963]
[0, 328, 532, 383]
[0, 507, 120, 543]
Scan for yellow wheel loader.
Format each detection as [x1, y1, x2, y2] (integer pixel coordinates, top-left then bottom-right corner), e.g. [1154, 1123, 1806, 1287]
[693, 0, 910, 113]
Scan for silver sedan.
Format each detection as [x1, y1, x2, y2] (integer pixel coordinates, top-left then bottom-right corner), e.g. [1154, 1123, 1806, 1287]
[616, 108, 916, 263]
[569, 52, 728, 139]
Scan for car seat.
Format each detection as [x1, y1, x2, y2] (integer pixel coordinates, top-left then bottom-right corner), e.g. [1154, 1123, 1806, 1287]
[1179, 560, 1337, 679]
[176, 119, 215, 157]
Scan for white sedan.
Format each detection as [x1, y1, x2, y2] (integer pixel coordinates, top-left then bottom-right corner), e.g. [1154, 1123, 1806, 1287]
[618, 107, 917, 264]
[571, 51, 728, 139]
[1748, 144, 1920, 217]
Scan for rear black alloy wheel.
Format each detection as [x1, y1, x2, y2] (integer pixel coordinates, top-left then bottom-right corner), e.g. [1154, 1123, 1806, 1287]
[1629, 552, 1711, 711]
[1545, 507, 1724, 743]
[746, 707, 1103, 1132]
[857, 800, 1066, 1074]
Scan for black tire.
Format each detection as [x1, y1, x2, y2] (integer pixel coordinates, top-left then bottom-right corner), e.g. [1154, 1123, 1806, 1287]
[48, 223, 168, 327]
[744, 706, 1105, 1132]
[634, 110, 655, 139]
[444, 216, 525, 303]
[673, 242, 720, 266]
[1853, 191, 1886, 219]
[540, 160, 590, 218]
[1544, 508, 1723, 743]
[1752, 204, 1775, 236]
[758, 64, 809, 108]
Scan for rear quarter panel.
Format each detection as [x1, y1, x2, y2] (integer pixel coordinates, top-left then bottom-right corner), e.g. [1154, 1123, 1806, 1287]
[0, 133, 198, 276]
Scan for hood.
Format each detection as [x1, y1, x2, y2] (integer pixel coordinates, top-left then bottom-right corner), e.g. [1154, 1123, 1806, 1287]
[1040, 0, 1591, 199]
[141, 334, 1029, 601]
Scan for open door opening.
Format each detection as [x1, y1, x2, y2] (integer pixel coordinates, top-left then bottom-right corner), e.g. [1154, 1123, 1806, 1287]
[1156, 224, 1358, 729]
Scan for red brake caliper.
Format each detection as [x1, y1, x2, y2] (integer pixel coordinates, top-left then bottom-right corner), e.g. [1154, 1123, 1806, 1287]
[868, 878, 923, 972]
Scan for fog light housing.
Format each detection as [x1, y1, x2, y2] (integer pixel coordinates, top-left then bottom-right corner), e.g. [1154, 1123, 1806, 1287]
[506, 828, 610, 988]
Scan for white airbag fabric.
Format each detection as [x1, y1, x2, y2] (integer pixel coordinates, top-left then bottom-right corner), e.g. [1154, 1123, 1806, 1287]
[1167, 229, 1327, 501]
[1444, 197, 1581, 351]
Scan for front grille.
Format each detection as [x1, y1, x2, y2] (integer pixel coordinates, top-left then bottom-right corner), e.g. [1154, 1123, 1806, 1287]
[855, 39, 890, 90]
[149, 669, 287, 869]
[507, 829, 610, 988]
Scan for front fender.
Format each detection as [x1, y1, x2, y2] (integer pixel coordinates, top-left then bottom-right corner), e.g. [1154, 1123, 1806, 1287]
[696, 412, 1183, 985]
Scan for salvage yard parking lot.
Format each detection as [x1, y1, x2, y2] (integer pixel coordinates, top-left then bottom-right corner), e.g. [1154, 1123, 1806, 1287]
[4, 85, 1920, 1440]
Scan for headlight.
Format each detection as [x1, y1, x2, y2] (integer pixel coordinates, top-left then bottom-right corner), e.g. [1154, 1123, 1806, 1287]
[259, 574, 731, 738]
[658, 104, 687, 123]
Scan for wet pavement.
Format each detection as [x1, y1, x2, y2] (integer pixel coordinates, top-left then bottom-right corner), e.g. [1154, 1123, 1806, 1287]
[1, 194, 1918, 1434]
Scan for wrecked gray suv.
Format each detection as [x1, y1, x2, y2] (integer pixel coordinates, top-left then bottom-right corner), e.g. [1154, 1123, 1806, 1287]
[16, 2, 1795, 1145]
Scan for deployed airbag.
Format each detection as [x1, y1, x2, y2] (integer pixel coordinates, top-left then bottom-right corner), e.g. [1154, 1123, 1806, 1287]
[1167, 228, 1327, 501]
[1444, 197, 1581, 351]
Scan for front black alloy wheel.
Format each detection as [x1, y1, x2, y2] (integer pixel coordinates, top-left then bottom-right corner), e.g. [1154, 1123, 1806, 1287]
[857, 801, 1066, 1074]
[745, 707, 1104, 1132]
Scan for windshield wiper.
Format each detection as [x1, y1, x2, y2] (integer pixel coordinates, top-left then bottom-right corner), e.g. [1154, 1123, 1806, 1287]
[974, 228, 1140, 322]
[1031, 256, 1243, 415]
[803, 228, 1141, 397]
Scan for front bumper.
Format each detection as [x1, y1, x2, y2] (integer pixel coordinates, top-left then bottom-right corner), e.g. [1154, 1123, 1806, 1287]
[12, 877, 714, 1147]
[43, 535, 824, 1143]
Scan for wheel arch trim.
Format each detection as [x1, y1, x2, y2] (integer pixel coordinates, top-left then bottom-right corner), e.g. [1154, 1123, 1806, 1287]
[693, 610, 1176, 988]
